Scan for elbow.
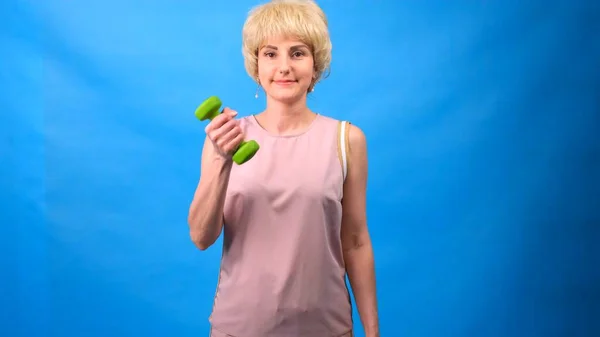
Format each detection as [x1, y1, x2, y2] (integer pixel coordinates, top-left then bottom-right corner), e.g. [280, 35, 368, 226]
[187, 214, 206, 250]
[188, 225, 217, 251]
[194, 240, 212, 251]
[190, 231, 212, 251]
[187, 212, 221, 251]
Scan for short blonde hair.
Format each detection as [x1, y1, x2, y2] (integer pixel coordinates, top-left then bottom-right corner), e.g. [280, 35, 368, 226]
[242, 0, 332, 90]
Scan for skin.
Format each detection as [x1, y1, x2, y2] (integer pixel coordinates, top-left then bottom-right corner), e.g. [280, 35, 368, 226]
[341, 124, 380, 337]
[254, 35, 318, 135]
[187, 35, 379, 337]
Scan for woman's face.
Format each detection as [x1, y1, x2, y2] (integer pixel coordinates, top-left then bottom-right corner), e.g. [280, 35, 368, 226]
[257, 35, 315, 103]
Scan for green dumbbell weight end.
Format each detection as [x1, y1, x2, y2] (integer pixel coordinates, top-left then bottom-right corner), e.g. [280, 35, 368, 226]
[194, 96, 260, 165]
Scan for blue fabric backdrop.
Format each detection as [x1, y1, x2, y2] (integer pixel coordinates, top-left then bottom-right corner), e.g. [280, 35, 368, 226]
[2, 0, 599, 336]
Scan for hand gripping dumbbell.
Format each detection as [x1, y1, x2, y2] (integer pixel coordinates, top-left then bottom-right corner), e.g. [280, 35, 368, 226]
[194, 96, 260, 165]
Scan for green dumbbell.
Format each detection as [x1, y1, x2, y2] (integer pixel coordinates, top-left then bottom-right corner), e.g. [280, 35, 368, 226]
[194, 96, 260, 165]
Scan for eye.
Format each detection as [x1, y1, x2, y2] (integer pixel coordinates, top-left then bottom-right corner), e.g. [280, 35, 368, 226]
[292, 50, 305, 58]
[263, 51, 276, 58]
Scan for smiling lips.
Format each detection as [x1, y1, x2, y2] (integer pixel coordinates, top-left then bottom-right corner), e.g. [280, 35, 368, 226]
[274, 80, 296, 86]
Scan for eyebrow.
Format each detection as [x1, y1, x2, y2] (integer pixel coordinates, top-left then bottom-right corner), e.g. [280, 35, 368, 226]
[261, 44, 309, 50]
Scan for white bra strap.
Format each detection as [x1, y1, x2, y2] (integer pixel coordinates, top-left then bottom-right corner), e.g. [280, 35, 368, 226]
[339, 121, 349, 181]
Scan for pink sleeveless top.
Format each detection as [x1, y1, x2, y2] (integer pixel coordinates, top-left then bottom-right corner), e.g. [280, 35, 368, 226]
[208, 114, 353, 337]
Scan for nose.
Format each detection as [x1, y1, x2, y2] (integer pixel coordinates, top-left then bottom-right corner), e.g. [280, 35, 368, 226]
[278, 55, 291, 74]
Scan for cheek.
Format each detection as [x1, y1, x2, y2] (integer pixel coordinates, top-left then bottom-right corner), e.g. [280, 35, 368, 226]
[257, 62, 275, 78]
[302, 69, 315, 81]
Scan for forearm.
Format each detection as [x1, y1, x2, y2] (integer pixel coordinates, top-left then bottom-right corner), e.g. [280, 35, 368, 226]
[345, 240, 379, 337]
[187, 156, 232, 250]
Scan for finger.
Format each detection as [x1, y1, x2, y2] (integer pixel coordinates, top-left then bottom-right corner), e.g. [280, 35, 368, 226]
[205, 113, 231, 133]
[217, 119, 240, 139]
[215, 123, 242, 150]
[222, 107, 238, 118]
[210, 119, 239, 144]
[205, 108, 238, 132]
[223, 132, 245, 154]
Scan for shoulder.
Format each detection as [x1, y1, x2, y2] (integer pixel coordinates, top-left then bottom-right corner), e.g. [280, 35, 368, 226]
[346, 123, 367, 177]
[316, 114, 367, 155]
[347, 123, 366, 152]
[342, 122, 368, 194]
[238, 114, 255, 129]
[317, 114, 366, 139]
[314, 113, 340, 126]
[239, 115, 254, 124]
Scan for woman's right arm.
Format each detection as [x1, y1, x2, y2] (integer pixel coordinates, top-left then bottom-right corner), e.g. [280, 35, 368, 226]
[187, 136, 232, 250]
[187, 108, 243, 250]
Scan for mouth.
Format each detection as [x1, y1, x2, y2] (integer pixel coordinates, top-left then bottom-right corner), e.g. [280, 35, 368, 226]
[273, 80, 296, 85]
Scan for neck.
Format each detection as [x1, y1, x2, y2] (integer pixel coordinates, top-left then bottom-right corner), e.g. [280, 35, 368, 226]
[258, 95, 316, 135]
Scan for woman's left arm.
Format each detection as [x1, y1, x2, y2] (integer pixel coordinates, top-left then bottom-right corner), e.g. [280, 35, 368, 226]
[341, 124, 380, 337]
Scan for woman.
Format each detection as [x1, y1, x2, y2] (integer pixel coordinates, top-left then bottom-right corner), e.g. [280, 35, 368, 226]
[188, 1, 379, 336]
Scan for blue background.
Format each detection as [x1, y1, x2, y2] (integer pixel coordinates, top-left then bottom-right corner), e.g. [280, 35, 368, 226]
[2, 0, 599, 336]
